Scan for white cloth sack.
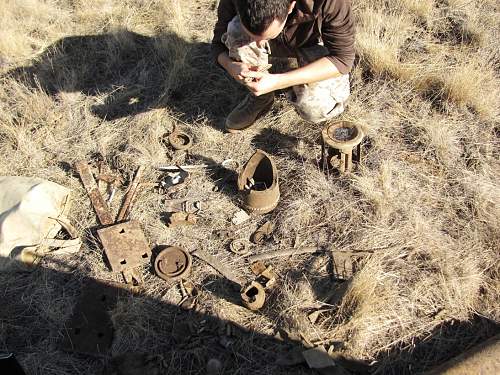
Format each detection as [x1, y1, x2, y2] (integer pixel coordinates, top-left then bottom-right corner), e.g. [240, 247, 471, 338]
[0, 176, 81, 270]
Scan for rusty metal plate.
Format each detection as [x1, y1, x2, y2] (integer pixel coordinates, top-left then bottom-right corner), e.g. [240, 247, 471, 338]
[60, 279, 132, 355]
[97, 220, 151, 272]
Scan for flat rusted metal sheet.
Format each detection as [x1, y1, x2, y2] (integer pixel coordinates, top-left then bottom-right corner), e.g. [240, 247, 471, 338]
[75, 160, 114, 225]
[97, 220, 151, 273]
[60, 279, 133, 355]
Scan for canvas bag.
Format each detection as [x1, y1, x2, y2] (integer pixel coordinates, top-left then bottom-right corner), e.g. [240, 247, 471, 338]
[0, 176, 81, 270]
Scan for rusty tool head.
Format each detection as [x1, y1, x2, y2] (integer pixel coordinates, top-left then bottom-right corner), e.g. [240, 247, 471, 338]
[154, 246, 192, 281]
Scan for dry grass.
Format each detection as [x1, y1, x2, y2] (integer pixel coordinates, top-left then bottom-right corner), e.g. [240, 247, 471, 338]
[0, 0, 499, 374]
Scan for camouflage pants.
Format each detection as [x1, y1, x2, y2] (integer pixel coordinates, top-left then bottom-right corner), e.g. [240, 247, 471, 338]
[222, 16, 350, 124]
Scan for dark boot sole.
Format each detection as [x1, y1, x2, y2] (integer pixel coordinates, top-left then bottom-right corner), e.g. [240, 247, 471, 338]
[225, 100, 274, 134]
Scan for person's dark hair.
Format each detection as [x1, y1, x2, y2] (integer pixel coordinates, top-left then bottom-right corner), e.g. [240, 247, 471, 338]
[235, 0, 291, 35]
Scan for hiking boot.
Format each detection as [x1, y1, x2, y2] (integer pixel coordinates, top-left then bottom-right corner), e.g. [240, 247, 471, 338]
[237, 149, 280, 214]
[225, 93, 274, 133]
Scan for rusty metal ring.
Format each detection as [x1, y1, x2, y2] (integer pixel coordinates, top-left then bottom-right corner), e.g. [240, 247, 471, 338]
[229, 239, 250, 255]
[154, 246, 192, 281]
[168, 131, 193, 151]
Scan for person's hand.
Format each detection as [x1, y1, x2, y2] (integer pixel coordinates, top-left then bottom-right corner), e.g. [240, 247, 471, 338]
[243, 71, 283, 96]
[225, 60, 252, 85]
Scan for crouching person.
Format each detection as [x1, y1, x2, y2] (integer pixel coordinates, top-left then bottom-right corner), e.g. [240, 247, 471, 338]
[212, 0, 355, 132]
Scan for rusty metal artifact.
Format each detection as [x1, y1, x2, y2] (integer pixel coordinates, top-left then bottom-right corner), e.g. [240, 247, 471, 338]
[241, 281, 266, 310]
[60, 279, 133, 355]
[252, 221, 274, 244]
[247, 246, 319, 263]
[321, 121, 364, 173]
[75, 161, 150, 284]
[75, 160, 114, 225]
[167, 130, 193, 151]
[237, 150, 280, 214]
[250, 261, 277, 288]
[229, 238, 251, 255]
[166, 212, 198, 227]
[154, 246, 192, 281]
[192, 248, 244, 287]
[97, 220, 151, 273]
[116, 166, 144, 222]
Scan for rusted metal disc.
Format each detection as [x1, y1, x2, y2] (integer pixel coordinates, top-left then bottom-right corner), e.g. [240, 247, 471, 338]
[322, 121, 364, 150]
[168, 131, 193, 151]
[154, 246, 192, 281]
[229, 238, 251, 255]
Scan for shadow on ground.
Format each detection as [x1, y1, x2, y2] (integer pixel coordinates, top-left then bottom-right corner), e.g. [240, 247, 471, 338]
[5, 29, 246, 129]
[0, 258, 369, 375]
[1, 255, 498, 375]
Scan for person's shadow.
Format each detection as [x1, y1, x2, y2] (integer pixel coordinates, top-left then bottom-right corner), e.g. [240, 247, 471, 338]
[5, 29, 246, 127]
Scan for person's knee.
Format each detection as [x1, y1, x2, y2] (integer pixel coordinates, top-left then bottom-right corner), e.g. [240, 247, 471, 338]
[295, 102, 344, 124]
[288, 80, 349, 123]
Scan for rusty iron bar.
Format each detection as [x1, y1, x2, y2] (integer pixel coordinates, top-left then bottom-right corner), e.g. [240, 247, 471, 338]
[192, 249, 243, 287]
[75, 160, 114, 225]
[247, 247, 320, 263]
[116, 165, 144, 222]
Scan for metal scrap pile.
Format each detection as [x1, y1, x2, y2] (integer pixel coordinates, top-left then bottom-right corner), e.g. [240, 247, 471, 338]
[56, 122, 370, 374]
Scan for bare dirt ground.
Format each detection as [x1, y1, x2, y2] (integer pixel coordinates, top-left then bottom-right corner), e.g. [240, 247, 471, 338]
[0, 0, 499, 374]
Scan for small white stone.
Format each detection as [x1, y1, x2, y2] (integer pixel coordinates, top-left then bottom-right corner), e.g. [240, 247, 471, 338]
[231, 209, 250, 225]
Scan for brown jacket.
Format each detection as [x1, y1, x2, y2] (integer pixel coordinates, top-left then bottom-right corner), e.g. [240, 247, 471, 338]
[211, 0, 355, 74]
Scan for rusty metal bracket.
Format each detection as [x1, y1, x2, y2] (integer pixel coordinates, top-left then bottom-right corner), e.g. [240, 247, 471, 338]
[250, 261, 277, 288]
[75, 160, 114, 225]
[97, 220, 151, 274]
[166, 212, 198, 227]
